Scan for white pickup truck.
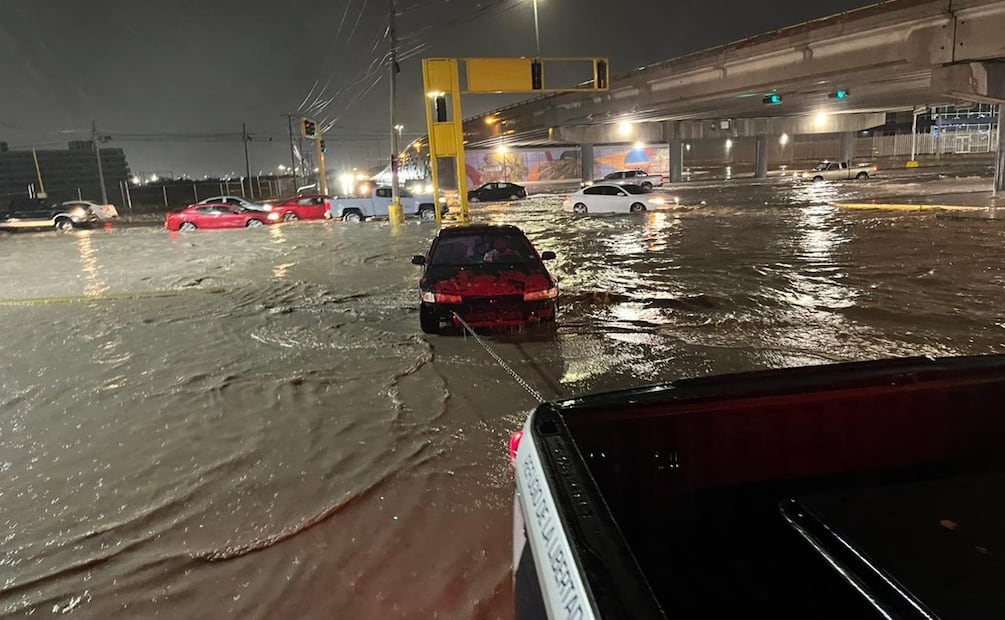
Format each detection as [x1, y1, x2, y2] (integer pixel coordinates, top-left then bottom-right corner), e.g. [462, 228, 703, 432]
[799, 160, 878, 182]
[327, 187, 441, 223]
[511, 354, 1005, 619]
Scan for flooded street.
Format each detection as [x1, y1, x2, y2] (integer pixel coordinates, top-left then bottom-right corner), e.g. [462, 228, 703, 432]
[2, 177, 1005, 618]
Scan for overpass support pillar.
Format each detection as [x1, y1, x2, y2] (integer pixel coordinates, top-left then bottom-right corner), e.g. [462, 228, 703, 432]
[670, 139, 685, 183]
[755, 135, 769, 179]
[997, 104, 1005, 192]
[581, 143, 595, 185]
[842, 132, 856, 163]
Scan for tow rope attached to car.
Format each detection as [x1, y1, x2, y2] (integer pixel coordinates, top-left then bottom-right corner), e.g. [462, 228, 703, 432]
[451, 311, 545, 403]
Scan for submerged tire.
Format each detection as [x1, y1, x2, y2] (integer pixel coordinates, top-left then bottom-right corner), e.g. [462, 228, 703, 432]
[420, 308, 440, 334]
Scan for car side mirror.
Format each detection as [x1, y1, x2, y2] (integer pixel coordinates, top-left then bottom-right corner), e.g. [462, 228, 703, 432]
[540, 251, 556, 261]
[411, 255, 426, 266]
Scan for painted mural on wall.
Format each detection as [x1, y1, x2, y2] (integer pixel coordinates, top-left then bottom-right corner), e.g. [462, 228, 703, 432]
[465, 149, 582, 186]
[593, 145, 670, 178]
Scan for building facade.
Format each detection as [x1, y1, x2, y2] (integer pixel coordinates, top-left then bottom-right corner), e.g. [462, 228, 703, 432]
[0, 141, 130, 204]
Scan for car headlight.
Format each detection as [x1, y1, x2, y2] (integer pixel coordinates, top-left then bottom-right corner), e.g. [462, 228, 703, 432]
[649, 197, 666, 205]
[424, 184, 433, 194]
[267, 212, 280, 221]
[524, 287, 559, 302]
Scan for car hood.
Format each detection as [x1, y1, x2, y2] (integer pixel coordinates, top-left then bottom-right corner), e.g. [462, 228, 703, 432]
[423, 264, 553, 296]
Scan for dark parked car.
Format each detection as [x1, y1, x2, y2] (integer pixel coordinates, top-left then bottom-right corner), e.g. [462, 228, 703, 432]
[411, 224, 558, 334]
[0, 198, 99, 232]
[467, 182, 527, 203]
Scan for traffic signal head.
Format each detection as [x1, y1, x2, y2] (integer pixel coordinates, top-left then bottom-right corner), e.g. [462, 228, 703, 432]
[319, 139, 327, 154]
[763, 93, 783, 105]
[302, 118, 318, 139]
[531, 61, 543, 90]
[830, 89, 850, 99]
[595, 59, 609, 90]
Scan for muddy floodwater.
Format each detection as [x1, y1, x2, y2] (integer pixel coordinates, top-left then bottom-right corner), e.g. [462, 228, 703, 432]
[2, 178, 1005, 618]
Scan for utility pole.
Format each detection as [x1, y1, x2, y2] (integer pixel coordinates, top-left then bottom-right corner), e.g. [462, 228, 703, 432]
[388, 0, 403, 224]
[243, 123, 254, 200]
[31, 148, 46, 197]
[92, 121, 108, 204]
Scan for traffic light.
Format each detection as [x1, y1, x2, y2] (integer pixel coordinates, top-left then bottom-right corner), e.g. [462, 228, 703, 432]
[434, 96, 448, 123]
[830, 89, 851, 99]
[302, 118, 318, 139]
[531, 61, 543, 90]
[319, 139, 327, 154]
[595, 59, 608, 90]
[763, 94, 783, 105]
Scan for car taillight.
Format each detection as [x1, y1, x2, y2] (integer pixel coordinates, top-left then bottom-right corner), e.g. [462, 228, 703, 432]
[524, 287, 559, 302]
[422, 291, 463, 304]
[509, 430, 524, 470]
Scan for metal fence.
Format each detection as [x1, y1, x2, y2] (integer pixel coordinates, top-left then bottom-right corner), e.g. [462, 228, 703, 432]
[118, 177, 299, 210]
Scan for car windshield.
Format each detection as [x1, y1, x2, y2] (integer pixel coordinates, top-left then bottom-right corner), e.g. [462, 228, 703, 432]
[430, 232, 537, 265]
[622, 184, 649, 195]
[813, 163, 829, 171]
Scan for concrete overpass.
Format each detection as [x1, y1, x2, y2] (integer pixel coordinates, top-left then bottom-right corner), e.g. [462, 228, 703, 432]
[455, 0, 1005, 185]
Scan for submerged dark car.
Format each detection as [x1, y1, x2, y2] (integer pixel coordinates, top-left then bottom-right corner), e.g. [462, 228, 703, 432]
[467, 182, 527, 203]
[411, 225, 558, 334]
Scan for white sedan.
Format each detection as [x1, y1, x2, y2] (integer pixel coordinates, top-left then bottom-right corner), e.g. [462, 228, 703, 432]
[62, 200, 119, 221]
[562, 183, 667, 214]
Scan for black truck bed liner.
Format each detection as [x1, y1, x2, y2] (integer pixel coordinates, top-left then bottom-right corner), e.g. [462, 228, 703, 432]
[532, 355, 1005, 619]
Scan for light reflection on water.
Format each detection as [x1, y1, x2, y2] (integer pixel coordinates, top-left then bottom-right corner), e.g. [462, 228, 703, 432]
[2, 189, 1005, 618]
[75, 232, 108, 298]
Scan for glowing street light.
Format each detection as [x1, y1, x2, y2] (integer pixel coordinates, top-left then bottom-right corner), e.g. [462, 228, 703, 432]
[780, 133, 790, 146]
[618, 120, 633, 137]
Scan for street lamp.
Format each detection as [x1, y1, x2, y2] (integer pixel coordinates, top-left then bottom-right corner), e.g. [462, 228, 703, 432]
[394, 124, 404, 139]
[532, 0, 541, 59]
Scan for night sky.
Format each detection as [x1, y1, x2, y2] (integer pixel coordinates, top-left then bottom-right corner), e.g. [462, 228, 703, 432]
[1, 0, 876, 178]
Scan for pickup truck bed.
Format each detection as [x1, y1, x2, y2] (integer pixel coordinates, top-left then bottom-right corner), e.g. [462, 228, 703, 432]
[514, 355, 1005, 619]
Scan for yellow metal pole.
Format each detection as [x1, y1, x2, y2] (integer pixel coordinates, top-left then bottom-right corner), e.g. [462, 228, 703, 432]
[448, 60, 470, 223]
[315, 136, 329, 195]
[422, 61, 444, 227]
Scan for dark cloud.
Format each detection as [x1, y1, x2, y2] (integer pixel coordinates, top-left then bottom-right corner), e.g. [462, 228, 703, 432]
[1, 0, 875, 176]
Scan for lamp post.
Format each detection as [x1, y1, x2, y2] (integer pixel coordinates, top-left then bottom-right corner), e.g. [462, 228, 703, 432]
[532, 0, 541, 59]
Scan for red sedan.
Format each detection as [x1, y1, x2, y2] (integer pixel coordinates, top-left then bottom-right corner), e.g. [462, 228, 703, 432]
[165, 203, 280, 232]
[270, 195, 332, 222]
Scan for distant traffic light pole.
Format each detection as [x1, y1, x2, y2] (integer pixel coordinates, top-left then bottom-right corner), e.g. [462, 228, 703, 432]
[302, 117, 328, 195]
